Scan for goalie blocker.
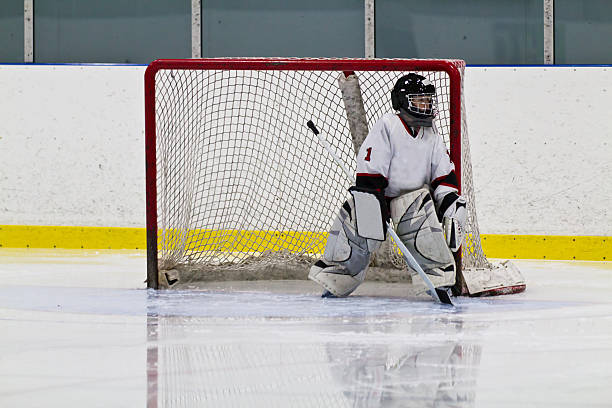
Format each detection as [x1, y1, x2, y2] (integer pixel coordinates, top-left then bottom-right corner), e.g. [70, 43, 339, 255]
[349, 185, 388, 242]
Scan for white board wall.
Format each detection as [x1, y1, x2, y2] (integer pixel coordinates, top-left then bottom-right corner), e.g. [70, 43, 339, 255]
[0, 65, 610, 236]
[0, 65, 145, 227]
[466, 67, 611, 235]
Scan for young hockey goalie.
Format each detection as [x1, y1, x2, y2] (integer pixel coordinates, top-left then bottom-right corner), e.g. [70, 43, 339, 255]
[309, 73, 467, 297]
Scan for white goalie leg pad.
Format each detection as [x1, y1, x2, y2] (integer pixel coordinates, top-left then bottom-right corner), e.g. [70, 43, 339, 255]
[309, 198, 380, 297]
[390, 188, 455, 287]
[309, 265, 368, 298]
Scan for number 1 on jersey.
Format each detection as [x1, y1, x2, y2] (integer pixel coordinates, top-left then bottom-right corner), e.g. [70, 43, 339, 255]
[365, 147, 372, 161]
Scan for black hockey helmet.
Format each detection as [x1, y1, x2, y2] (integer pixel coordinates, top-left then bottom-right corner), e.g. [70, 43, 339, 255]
[391, 73, 437, 119]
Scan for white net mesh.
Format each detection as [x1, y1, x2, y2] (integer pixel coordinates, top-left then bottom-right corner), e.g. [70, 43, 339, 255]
[149, 58, 490, 282]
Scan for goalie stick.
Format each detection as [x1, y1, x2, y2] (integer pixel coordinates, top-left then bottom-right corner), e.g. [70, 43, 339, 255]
[307, 120, 453, 306]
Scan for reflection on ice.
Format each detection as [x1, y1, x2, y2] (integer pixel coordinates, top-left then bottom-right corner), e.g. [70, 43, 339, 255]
[148, 312, 483, 407]
[145, 287, 490, 408]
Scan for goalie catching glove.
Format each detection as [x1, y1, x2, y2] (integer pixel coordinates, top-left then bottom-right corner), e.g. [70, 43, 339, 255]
[437, 192, 467, 252]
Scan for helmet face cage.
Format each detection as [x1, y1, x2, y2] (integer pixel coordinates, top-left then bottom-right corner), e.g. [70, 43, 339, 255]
[391, 73, 438, 119]
[407, 92, 437, 118]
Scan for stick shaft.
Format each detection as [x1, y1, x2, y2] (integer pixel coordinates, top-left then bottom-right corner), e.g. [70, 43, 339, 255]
[386, 226, 441, 302]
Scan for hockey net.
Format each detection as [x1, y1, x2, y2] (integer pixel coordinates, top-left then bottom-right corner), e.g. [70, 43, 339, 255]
[145, 58, 523, 294]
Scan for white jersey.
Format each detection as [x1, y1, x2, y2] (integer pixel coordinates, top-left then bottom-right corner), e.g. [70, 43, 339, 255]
[356, 113, 458, 203]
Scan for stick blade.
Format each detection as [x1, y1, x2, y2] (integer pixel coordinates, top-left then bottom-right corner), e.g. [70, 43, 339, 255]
[435, 287, 454, 306]
[321, 290, 337, 298]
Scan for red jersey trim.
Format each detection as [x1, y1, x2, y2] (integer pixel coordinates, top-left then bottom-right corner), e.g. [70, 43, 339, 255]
[397, 115, 420, 138]
[431, 171, 459, 190]
[431, 173, 448, 184]
[356, 172, 388, 179]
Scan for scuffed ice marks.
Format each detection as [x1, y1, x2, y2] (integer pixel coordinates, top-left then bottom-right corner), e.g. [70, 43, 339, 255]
[149, 290, 447, 318]
[0, 285, 585, 319]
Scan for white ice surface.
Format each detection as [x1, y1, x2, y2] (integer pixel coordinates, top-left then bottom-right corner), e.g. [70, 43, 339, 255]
[0, 249, 611, 407]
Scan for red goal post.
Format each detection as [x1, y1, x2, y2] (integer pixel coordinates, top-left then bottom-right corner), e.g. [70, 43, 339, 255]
[145, 58, 472, 290]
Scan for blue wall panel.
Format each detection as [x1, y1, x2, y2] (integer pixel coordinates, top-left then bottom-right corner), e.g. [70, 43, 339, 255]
[203, 0, 364, 58]
[0, 0, 23, 62]
[376, 0, 543, 64]
[35, 0, 191, 63]
[555, 0, 612, 64]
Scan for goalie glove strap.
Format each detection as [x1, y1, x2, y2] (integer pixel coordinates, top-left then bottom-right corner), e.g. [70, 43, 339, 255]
[438, 191, 464, 221]
[356, 173, 388, 191]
